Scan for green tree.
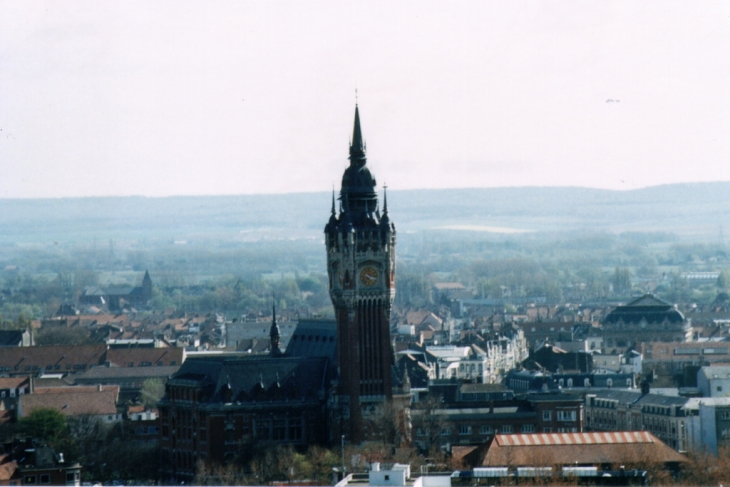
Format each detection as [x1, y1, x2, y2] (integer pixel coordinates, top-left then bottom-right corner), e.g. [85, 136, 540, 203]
[20, 408, 67, 442]
[140, 378, 166, 408]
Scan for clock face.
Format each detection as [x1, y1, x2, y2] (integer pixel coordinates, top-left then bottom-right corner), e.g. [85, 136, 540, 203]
[359, 266, 379, 287]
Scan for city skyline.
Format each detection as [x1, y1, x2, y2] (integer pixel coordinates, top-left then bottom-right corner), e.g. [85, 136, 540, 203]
[1, 1, 729, 199]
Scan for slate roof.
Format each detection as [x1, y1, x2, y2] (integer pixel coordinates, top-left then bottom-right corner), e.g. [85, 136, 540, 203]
[168, 355, 330, 404]
[475, 432, 687, 467]
[285, 319, 337, 362]
[604, 294, 684, 325]
[590, 389, 689, 408]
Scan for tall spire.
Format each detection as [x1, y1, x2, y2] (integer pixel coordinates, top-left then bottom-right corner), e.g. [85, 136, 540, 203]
[380, 184, 390, 227]
[349, 105, 366, 167]
[270, 301, 282, 356]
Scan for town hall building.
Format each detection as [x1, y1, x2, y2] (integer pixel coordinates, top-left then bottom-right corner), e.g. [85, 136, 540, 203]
[158, 105, 406, 480]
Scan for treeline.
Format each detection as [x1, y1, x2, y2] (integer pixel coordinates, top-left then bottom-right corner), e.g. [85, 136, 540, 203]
[1, 231, 729, 326]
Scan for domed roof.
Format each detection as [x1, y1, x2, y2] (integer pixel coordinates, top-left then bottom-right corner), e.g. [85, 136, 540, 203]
[325, 104, 395, 235]
[341, 164, 376, 197]
[604, 293, 685, 325]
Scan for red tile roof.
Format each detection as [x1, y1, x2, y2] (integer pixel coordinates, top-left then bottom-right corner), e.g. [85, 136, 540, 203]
[0, 377, 29, 389]
[474, 432, 687, 468]
[19, 387, 119, 417]
[497, 431, 653, 446]
[0, 454, 18, 482]
[106, 348, 183, 367]
[0, 345, 107, 372]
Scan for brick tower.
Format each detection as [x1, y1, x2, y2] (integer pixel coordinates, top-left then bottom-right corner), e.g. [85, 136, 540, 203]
[325, 105, 396, 443]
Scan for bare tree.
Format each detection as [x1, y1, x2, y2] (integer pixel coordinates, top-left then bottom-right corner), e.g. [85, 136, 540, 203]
[412, 395, 450, 457]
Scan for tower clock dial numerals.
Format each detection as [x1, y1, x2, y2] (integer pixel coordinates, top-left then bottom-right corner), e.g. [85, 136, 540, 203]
[359, 266, 379, 287]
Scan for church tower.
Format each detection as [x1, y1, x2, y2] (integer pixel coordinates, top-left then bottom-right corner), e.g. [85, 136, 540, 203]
[325, 105, 396, 443]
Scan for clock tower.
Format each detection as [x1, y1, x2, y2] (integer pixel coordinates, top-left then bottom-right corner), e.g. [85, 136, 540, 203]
[325, 105, 396, 443]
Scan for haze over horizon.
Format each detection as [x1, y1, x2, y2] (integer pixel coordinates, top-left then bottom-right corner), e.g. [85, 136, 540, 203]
[2, 1, 729, 199]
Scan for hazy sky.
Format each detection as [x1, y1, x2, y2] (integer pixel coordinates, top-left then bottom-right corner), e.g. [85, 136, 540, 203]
[2, 1, 729, 199]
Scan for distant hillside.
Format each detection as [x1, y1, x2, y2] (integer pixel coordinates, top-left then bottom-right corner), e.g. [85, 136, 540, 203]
[1, 182, 729, 245]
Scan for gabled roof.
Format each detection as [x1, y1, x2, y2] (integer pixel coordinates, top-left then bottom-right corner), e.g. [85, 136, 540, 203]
[474, 432, 687, 468]
[0, 345, 107, 372]
[0, 377, 29, 390]
[19, 387, 119, 417]
[498, 431, 654, 446]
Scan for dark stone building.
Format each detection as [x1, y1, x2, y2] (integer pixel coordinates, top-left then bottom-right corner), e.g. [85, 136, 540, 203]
[157, 318, 339, 480]
[158, 352, 332, 481]
[602, 294, 692, 349]
[325, 105, 398, 443]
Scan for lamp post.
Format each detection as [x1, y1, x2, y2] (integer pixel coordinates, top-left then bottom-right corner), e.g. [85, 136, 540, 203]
[341, 435, 346, 475]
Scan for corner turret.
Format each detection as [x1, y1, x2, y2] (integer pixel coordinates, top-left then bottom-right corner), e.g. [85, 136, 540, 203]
[270, 302, 282, 357]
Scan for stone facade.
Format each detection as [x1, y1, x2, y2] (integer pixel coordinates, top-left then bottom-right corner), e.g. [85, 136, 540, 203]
[585, 389, 691, 451]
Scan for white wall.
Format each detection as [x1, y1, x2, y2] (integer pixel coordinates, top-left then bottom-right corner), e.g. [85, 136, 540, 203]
[413, 476, 451, 487]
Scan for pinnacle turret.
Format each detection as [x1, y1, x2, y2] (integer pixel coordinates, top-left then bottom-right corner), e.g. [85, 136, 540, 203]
[349, 105, 366, 166]
[380, 185, 390, 227]
[270, 302, 282, 356]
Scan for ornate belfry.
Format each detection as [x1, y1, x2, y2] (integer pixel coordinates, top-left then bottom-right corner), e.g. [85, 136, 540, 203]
[325, 105, 396, 443]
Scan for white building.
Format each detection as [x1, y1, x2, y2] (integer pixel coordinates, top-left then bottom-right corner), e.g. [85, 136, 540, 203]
[683, 397, 730, 455]
[426, 331, 528, 384]
[592, 350, 642, 375]
[697, 365, 730, 398]
[369, 463, 411, 486]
